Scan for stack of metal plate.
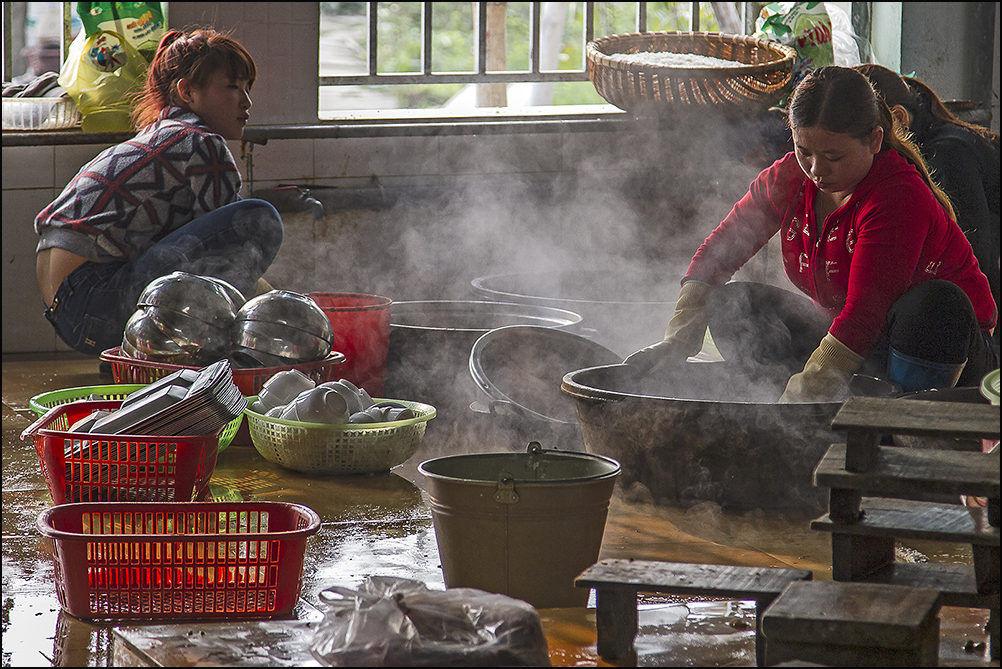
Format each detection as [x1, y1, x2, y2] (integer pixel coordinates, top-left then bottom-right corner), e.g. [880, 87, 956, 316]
[82, 359, 247, 436]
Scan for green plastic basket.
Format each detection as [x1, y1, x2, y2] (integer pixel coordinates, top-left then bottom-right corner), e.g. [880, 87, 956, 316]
[244, 398, 436, 475]
[981, 368, 1000, 407]
[29, 384, 243, 452]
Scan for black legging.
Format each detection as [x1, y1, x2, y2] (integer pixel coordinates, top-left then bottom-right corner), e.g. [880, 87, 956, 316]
[705, 280, 997, 387]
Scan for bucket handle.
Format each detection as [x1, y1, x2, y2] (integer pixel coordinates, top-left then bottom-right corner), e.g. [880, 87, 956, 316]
[494, 471, 519, 504]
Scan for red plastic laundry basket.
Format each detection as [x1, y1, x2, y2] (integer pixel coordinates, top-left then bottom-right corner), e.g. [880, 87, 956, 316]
[36, 501, 321, 619]
[21, 400, 220, 505]
[99, 347, 346, 396]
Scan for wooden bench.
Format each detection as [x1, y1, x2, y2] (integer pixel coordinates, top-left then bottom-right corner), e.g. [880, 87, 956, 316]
[574, 558, 812, 665]
[813, 395, 1001, 660]
[762, 580, 941, 666]
[831, 396, 998, 473]
[815, 442, 1000, 523]
[811, 496, 999, 600]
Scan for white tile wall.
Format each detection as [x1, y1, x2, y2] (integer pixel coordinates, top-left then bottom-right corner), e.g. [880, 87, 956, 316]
[439, 133, 563, 175]
[2, 125, 614, 353]
[313, 135, 441, 180]
[2, 146, 54, 189]
[2, 188, 61, 352]
[244, 139, 315, 183]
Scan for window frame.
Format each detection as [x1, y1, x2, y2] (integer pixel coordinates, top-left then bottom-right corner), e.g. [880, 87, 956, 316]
[317, 1, 725, 119]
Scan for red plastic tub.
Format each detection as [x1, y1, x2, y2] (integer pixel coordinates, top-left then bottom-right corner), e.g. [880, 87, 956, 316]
[21, 400, 221, 505]
[307, 292, 392, 396]
[36, 501, 321, 619]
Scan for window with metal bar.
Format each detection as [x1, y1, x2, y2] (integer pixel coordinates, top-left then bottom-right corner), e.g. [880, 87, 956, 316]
[3, 2, 747, 119]
[318, 2, 746, 117]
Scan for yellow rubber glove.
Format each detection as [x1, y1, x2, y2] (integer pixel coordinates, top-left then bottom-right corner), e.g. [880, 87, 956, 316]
[779, 333, 863, 403]
[622, 279, 716, 374]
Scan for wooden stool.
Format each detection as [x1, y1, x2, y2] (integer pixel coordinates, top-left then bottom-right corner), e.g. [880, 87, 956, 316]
[813, 396, 1000, 659]
[762, 580, 940, 667]
[575, 559, 812, 665]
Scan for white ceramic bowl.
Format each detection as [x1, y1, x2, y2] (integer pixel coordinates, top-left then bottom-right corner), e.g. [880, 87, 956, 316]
[258, 369, 316, 411]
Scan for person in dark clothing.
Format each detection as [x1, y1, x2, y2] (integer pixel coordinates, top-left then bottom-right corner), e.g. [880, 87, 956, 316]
[856, 64, 1000, 358]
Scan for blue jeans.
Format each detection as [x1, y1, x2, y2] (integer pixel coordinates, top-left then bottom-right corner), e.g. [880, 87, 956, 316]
[44, 199, 283, 355]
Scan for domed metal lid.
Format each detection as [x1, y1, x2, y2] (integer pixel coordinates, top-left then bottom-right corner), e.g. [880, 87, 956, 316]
[235, 290, 333, 343]
[137, 271, 238, 329]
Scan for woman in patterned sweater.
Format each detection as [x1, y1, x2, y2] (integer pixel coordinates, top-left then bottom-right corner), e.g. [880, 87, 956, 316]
[35, 28, 283, 356]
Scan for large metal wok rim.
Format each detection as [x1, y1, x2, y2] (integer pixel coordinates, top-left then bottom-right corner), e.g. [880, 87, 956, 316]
[390, 300, 583, 333]
[561, 363, 843, 408]
[471, 271, 680, 308]
[470, 325, 622, 425]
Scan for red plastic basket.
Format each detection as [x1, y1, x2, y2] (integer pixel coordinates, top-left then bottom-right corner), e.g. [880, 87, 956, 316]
[36, 501, 320, 619]
[21, 400, 220, 505]
[99, 347, 346, 396]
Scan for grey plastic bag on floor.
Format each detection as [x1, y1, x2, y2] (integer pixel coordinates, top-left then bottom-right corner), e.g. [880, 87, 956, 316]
[310, 576, 552, 667]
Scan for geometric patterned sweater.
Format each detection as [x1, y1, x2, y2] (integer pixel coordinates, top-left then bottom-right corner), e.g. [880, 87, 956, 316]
[36, 106, 242, 263]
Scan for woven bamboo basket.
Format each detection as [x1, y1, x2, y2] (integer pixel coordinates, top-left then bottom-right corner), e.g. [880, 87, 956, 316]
[587, 32, 796, 117]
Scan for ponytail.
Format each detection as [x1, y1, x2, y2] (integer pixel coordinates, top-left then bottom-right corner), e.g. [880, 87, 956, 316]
[131, 28, 257, 130]
[878, 97, 957, 221]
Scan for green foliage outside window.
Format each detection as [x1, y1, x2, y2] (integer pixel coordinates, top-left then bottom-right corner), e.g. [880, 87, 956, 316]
[320, 2, 732, 109]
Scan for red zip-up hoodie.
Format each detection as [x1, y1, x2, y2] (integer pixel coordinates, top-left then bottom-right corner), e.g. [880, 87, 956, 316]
[685, 150, 997, 358]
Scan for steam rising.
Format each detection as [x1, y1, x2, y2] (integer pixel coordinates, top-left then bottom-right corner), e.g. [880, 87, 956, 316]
[262, 111, 790, 461]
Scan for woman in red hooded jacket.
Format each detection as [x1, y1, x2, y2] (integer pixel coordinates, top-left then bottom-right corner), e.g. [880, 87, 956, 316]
[625, 66, 997, 401]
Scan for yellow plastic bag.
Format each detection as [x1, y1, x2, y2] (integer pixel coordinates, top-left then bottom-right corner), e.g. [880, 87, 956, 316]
[57, 29, 149, 132]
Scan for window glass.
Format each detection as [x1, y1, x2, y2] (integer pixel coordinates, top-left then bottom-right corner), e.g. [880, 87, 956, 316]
[318, 2, 741, 116]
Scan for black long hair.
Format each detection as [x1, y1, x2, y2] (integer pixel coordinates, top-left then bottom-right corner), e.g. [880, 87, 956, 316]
[789, 66, 955, 220]
[856, 63, 999, 150]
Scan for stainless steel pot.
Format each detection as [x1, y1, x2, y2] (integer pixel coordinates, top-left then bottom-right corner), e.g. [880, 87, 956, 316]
[385, 300, 582, 428]
[231, 318, 333, 362]
[235, 290, 333, 344]
[468, 325, 621, 451]
[471, 270, 681, 357]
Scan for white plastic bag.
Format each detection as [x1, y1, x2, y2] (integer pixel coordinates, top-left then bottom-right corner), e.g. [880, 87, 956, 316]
[310, 576, 552, 667]
[825, 3, 862, 66]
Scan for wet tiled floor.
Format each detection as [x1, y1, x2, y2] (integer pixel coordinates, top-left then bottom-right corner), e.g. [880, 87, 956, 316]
[2, 351, 997, 666]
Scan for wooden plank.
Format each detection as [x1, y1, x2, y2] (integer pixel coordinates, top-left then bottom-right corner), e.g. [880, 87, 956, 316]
[829, 533, 895, 581]
[853, 562, 999, 609]
[762, 580, 940, 649]
[814, 443, 1000, 499]
[576, 559, 812, 666]
[832, 396, 999, 439]
[575, 559, 812, 598]
[113, 620, 321, 667]
[592, 586, 638, 664]
[811, 498, 1000, 546]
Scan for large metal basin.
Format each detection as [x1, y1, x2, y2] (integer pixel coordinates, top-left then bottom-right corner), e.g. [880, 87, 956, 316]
[471, 270, 681, 357]
[561, 361, 840, 512]
[385, 301, 583, 437]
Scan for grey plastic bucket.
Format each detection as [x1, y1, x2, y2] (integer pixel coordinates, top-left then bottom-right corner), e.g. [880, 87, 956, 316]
[418, 442, 620, 609]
